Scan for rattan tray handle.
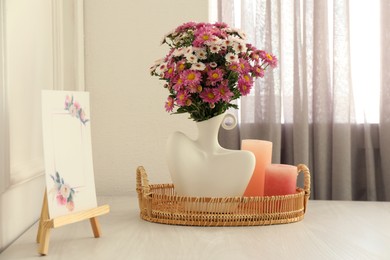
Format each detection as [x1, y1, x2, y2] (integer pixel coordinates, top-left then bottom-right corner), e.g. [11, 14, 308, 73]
[136, 166, 152, 216]
[136, 166, 150, 196]
[297, 164, 311, 212]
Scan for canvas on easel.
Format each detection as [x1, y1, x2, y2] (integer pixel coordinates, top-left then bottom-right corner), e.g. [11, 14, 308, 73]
[38, 90, 109, 255]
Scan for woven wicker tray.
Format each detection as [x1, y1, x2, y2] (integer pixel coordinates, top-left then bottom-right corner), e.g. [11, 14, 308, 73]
[136, 164, 311, 226]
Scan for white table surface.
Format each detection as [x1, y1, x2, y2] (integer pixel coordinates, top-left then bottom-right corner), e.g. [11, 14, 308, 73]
[1, 196, 390, 260]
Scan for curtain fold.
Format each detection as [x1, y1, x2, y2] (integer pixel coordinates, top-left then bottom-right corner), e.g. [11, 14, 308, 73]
[219, 0, 390, 201]
[380, 0, 390, 201]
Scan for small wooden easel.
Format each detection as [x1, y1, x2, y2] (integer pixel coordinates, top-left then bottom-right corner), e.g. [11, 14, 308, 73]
[36, 190, 110, 255]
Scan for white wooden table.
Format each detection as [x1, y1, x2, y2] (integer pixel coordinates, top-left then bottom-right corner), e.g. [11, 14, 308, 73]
[1, 196, 390, 259]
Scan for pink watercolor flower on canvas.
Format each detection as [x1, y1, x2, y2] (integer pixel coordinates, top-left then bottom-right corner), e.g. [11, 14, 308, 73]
[51, 172, 76, 212]
[64, 95, 89, 125]
[56, 193, 67, 205]
[66, 201, 75, 211]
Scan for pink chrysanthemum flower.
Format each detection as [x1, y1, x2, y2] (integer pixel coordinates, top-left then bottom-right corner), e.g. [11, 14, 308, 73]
[238, 74, 253, 95]
[187, 84, 200, 93]
[207, 68, 224, 84]
[264, 53, 278, 68]
[200, 88, 221, 104]
[172, 76, 184, 92]
[216, 81, 234, 102]
[250, 50, 261, 62]
[164, 64, 176, 79]
[195, 22, 208, 29]
[228, 62, 241, 72]
[176, 60, 187, 72]
[252, 65, 265, 77]
[214, 22, 228, 28]
[258, 50, 267, 59]
[181, 70, 201, 86]
[238, 58, 251, 73]
[165, 96, 174, 112]
[238, 83, 251, 96]
[175, 21, 197, 33]
[193, 27, 214, 47]
[176, 91, 190, 106]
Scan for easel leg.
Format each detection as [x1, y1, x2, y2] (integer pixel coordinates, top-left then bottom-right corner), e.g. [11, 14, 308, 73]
[36, 191, 48, 243]
[89, 217, 101, 238]
[38, 227, 51, 255]
[37, 191, 51, 255]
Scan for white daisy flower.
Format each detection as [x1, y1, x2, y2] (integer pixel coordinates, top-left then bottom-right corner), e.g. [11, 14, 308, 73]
[185, 46, 194, 56]
[209, 37, 222, 45]
[191, 62, 206, 71]
[209, 45, 221, 53]
[209, 62, 218, 68]
[195, 48, 207, 60]
[155, 62, 168, 75]
[236, 29, 247, 40]
[232, 42, 247, 54]
[186, 54, 198, 64]
[225, 53, 239, 63]
[227, 28, 247, 40]
[173, 48, 185, 57]
[225, 27, 234, 33]
[224, 36, 237, 47]
[230, 35, 244, 44]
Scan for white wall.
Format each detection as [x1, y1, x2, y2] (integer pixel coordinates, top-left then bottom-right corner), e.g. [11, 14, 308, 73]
[84, 0, 210, 195]
[0, 0, 84, 252]
[0, 0, 52, 251]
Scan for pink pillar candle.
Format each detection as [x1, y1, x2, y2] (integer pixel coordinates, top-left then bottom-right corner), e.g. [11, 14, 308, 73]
[264, 164, 298, 196]
[241, 140, 272, 197]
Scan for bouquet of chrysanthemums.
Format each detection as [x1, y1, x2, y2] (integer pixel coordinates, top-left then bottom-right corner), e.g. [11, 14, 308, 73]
[150, 21, 277, 122]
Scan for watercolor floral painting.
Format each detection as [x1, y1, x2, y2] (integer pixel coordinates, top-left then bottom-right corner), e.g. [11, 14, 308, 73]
[64, 95, 89, 125]
[42, 90, 97, 219]
[50, 172, 76, 212]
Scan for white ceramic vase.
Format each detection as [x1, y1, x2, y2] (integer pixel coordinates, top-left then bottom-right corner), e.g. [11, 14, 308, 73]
[166, 113, 255, 197]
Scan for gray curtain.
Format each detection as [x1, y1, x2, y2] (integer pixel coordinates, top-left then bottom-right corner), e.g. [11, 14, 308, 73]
[219, 0, 390, 201]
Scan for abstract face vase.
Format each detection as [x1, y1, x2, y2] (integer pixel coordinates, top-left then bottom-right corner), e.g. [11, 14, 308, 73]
[166, 113, 255, 197]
